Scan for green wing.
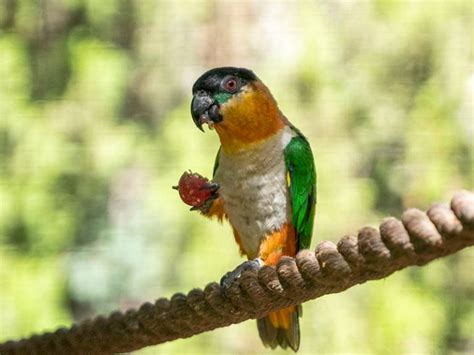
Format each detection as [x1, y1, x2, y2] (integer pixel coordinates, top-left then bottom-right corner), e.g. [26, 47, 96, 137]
[284, 133, 316, 251]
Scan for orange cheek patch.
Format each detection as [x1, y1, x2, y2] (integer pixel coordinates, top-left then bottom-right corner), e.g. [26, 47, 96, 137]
[215, 82, 284, 153]
[258, 223, 297, 266]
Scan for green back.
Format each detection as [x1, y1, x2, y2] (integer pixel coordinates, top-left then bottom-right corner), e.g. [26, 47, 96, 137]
[284, 133, 316, 250]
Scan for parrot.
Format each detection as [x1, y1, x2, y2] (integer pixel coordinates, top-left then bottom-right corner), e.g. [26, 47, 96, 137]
[175, 67, 316, 352]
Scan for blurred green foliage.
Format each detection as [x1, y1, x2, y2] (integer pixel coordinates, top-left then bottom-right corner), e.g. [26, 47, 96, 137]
[0, 1, 473, 354]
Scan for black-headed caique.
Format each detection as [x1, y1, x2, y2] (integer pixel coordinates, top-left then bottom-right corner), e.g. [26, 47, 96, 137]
[175, 67, 316, 352]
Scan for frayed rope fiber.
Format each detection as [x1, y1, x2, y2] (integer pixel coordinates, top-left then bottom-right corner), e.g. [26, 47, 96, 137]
[1, 190, 473, 355]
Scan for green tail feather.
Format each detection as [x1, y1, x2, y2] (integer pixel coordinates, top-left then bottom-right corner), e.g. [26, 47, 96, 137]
[257, 306, 301, 352]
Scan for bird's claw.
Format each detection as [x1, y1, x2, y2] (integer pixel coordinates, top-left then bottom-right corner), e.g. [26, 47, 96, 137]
[200, 182, 219, 192]
[220, 258, 263, 296]
[189, 192, 219, 213]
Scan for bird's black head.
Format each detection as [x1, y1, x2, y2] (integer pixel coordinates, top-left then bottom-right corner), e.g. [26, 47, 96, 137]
[191, 67, 258, 131]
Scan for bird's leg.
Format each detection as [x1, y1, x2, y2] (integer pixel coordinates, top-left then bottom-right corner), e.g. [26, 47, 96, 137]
[220, 258, 263, 294]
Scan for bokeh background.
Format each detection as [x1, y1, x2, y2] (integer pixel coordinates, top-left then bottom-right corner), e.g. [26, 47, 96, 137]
[0, 0, 473, 354]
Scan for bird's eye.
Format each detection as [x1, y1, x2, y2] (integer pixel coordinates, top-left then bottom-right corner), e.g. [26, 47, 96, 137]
[222, 77, 239, 93]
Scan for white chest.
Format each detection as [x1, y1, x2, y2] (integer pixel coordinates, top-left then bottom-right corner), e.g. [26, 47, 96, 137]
[213, 126, 295, 257]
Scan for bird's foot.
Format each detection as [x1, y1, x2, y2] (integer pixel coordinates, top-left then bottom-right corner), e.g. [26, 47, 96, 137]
[220, 258, 263, 296]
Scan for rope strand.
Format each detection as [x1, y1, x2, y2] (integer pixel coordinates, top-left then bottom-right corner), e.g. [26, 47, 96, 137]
[1, 190, 473, 355]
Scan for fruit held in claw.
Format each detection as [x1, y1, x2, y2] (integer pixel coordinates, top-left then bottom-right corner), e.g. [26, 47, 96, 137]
[176, 171, 216, 207]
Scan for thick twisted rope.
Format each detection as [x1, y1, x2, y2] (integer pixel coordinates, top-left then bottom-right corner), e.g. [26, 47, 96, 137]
[1, 190, 473, 355]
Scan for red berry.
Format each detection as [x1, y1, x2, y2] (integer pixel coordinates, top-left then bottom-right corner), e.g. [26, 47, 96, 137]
[177, 171, 213, 207]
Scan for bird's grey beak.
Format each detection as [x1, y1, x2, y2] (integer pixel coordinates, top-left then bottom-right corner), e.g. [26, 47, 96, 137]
[191, 92, 222, 131]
